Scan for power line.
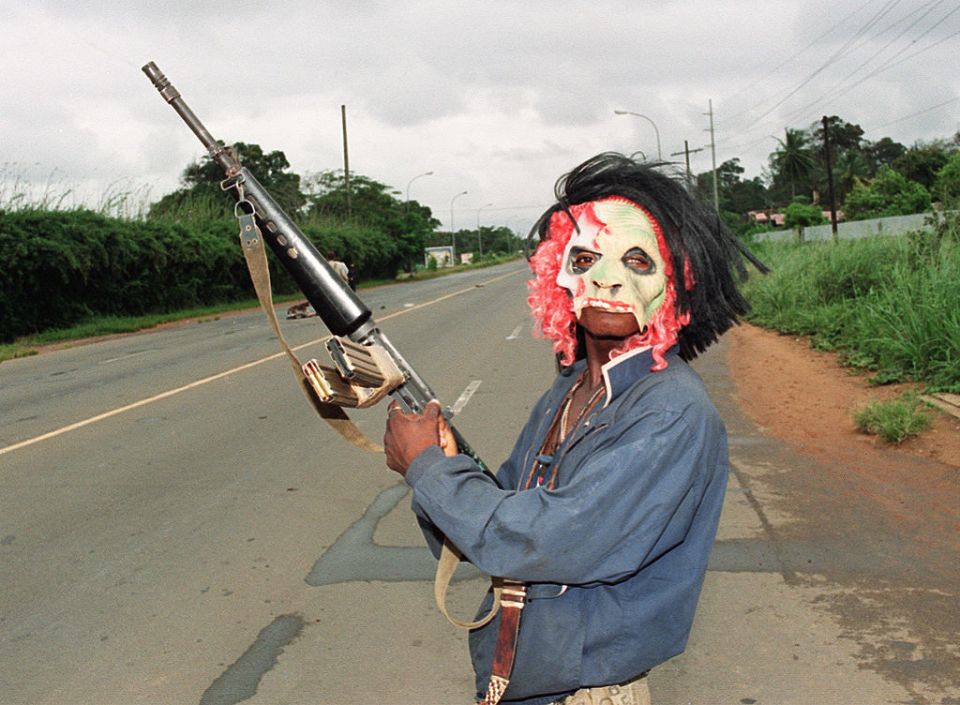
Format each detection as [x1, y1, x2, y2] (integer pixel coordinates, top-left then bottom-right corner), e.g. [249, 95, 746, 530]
[866, 96, 960, 131]
[777, 2, 960, 126]
[859, 7, 960, 79]
[717, 2, 959, 160]
[717, 0, 879, 125]
[741, 0, 904, 129]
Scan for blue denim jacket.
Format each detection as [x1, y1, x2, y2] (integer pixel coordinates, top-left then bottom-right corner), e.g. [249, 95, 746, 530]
[405, 346, 729, 705]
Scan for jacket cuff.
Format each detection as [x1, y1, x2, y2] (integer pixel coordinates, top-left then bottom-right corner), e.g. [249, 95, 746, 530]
[404, 445, 448, 488]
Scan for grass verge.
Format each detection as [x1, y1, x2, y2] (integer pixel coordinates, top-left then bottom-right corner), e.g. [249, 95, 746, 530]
[853, 394, 933, 444]
[0, 255, 524, 364]
[744, 215, 960, 393]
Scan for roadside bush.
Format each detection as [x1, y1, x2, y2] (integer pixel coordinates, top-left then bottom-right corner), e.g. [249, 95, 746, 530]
[0, 209, 250, 341]
[743, 231, 960, 392]
[854, 394, 932, 444]
[843, 166, 931, 220]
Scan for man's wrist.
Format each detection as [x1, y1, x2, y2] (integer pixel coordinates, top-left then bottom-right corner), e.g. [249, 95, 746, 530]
[404, 444, 448, 487]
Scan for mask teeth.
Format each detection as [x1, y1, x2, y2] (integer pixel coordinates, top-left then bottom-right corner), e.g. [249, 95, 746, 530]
[582, 297, 633, 312]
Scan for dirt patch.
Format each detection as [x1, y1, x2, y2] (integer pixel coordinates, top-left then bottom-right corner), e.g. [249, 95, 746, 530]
[725, 323, 960, 701]
[725, 323, 960, 469]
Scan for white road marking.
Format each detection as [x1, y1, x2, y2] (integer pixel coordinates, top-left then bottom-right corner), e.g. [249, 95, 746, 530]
[1, 269, 521, 457]
[506, 325, 522, 340]
[451, 380, 482, 416]
[101, 351, 147, 364]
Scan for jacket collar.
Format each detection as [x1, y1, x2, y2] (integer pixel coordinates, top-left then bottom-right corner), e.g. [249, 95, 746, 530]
[600, 345, 679, 407]
[559, 346, 680, 408]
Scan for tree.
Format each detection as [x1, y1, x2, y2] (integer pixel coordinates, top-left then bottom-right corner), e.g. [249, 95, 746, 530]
[893, 140, 956, 191]
[149, 142, 307, 219]
[834, 150, 871, 199]
[304, 170, 439, 273]
[770, 128, 816, 201]
[863, 136, 907, 176]
[843, 166, 931, 220]
[694, 158, 768, 235]
[933, 151, 960, 207]
[811, 116, 866, 206]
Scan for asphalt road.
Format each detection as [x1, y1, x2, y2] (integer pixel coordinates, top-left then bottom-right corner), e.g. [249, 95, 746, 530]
[1, 260, 956, 705]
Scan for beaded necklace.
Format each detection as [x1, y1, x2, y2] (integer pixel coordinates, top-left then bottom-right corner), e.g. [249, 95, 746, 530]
[523, 370, 606, 491]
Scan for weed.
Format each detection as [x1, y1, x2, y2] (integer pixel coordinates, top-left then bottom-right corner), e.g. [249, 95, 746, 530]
[853, 393, 933, 444]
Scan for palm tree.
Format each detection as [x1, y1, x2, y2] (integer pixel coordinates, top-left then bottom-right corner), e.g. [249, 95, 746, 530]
[834, 150, 870, 204]
[772, 128, 816, 201]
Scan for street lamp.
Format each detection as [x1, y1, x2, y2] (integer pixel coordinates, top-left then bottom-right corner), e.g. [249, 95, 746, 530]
[449, 190, 468, 264]
[476, 202, 493, 258]
[405, 171, 434, 203]
[613, 109, 662, 161]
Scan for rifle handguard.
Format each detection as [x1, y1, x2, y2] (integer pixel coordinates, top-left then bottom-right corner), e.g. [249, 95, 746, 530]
[302, 338, 405, 409]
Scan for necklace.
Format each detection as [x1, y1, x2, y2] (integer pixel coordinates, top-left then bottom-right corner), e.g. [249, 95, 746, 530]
[523, 370, 606, 491]
[559, 372, 606, 442]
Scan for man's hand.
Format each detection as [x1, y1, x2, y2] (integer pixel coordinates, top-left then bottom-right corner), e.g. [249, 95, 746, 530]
[384, 400, 457, 476]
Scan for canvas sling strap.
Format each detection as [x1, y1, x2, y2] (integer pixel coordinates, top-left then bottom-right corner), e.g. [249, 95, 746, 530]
[443, 373, 598, 705]
[235, 201, 401, 453]
[434, 538, 525, 705]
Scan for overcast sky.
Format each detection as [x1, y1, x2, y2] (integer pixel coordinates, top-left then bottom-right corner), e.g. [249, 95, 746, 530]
[2, 0, 958, 230]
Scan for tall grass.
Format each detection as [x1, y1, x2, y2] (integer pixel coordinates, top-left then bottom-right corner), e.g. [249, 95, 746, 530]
[744, 214, 960, 392]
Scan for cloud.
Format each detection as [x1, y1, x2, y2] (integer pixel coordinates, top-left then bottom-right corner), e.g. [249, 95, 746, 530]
[2, 0, 957, 226]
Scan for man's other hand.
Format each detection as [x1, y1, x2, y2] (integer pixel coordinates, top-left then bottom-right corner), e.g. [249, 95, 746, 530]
[384, 400, 456, 476]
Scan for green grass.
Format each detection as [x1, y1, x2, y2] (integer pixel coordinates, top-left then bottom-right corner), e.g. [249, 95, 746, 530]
[0, 254, 523, 364]
[0, 300, 270, 363]
[744, 218, 960, 393]
[853, 394, 933, 444]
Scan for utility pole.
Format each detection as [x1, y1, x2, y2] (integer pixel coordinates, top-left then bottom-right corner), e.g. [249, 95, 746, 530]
[822, 115, 839, 242]
[670, 140, 704, 191]
[705, 100, 719, 214]
[341, 105, 351, 217]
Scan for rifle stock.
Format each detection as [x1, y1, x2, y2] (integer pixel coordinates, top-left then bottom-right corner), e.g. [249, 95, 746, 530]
[142, 61, 485, 469]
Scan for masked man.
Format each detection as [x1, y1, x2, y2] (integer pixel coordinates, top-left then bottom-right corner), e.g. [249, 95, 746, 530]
[384, 153, 765, 705]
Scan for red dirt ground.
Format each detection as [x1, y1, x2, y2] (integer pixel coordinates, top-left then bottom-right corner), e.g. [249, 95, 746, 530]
[725, 322, 960, 469]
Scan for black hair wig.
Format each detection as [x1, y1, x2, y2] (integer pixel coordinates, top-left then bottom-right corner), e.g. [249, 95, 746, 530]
[530, 152, 767, 361]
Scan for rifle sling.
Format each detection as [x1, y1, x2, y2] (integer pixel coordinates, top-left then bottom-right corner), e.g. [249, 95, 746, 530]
[237, 209, 382, 454]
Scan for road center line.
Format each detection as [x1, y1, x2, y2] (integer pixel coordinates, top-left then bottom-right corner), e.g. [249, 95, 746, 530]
[0, 269, 521, 458]
[451, 380, 482, 416]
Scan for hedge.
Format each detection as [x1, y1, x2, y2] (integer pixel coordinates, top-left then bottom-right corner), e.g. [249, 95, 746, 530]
[0, 208, 405, 342]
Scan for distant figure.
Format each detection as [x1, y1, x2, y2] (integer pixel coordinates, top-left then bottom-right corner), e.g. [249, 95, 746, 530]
[347, 260, 360, 291]
[327, 251, 350, 286]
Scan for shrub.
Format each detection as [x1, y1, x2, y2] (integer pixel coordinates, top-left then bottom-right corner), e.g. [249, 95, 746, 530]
[783, 200, 826, 228]
[854, 394, 933, 444]
[743, 231, 960, 392]
[843, 166, 931, 220]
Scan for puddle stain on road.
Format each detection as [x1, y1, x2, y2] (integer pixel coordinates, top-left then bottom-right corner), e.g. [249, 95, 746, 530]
[199, 614, 304, 705]
[305, 482, 480, 586]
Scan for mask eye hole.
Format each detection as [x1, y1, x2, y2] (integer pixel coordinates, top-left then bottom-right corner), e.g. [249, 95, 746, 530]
[570, 248, 599, 274]
[623, 248, 655, 274]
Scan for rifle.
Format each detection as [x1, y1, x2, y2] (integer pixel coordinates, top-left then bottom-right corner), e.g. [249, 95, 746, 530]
[142, 61, 484, 468]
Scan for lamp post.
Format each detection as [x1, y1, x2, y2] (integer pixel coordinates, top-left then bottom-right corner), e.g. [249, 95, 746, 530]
[405, 171, 433, 203]
[476, 202, 493, 258]
[613, 109, 662, 161]
[449, 190, 468, 265]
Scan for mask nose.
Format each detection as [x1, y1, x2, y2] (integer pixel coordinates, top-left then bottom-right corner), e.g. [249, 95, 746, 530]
[590, 260, 625, 294]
